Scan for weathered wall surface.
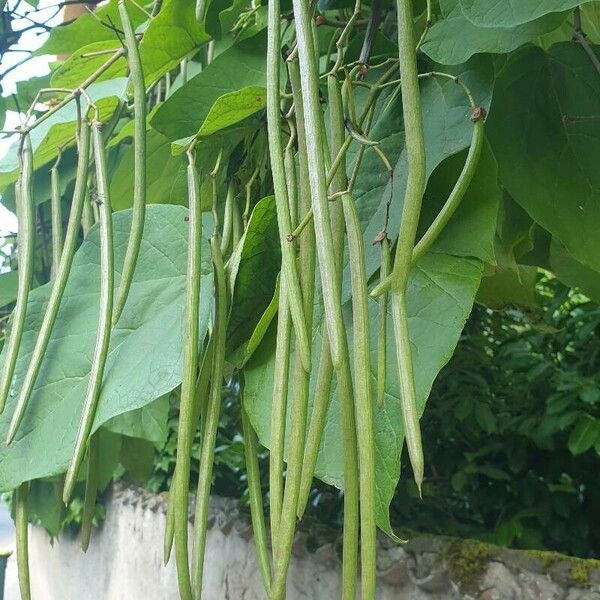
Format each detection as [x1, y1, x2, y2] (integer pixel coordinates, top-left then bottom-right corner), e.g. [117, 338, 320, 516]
[28, 484, 600, 599]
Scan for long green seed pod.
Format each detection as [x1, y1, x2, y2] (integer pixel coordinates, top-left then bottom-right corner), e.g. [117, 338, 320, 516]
[82, 180, 94, 236]
[192, 235, 228, 599]
[342, 191, 377, 600]
[412, 110, 485, 262]
[268, 277, 291, 546]
[80, 432, 99, 551]
[296, 73, 347, 517]
[7, 122, 91, 444]
[164, 338, 213, 566]
[172, 150, 202, 600]
[220, 180, 235, 255]
[266, 0, 311, 373]
[271, 4, 361, 587]
[63, 120, 114, 504]
[50, 153, 63, 276]
[371, 91, 484, 298]
[388, 0, 428, 493]
[113, 0, 147, 325]
[0, 135, 35, 414]
[377, 237, 390, 407]
[241, 401, 272, 595]
[15, 482, 31, 600]
[172, 150, 203, 600]
[231, 196, 243, 249]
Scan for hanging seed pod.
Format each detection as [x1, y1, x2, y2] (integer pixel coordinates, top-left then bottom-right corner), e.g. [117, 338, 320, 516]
[80, 432, 99, 551]
[15, 482, 31, 600]
[113, 0, 147, 325]
[63, 120, 114, 504]
[0, 134, 35, 414]
[191, 235, 228, 599]
[172, 149, 202, 600]
[7, 121, 91, 444]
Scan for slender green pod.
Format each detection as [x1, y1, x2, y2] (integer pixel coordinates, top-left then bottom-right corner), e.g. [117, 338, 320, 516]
[50, 153, 63, 276]
[172, 150, 202, 600]
[268, 277, 291, 546]
[192, 235, 228, 599]
[113, 0, 147, 325]
[241, 401, 272, 595]
[231, 196, 243, 249]
[81, 432, 99, 551]
[63, 121, 115, 504]
[387, 0, 428, 492]
[371, 82, 484, 297]
[7, 122, 91, 444]
[0, 135, 35, 414]
[284, 122, 298, 227]
[412, 109, 485, 262]
[266, 0, 311, 373]
[391, 293, 423, 489]
[164, 338, 213, 566]
[271, 7, 361, 588]
[15, 482, 31, 600]
[220, 180, 235, 255]
[82, 180, 94, 236]
[342, 191, 377, 600]
[296, 73, 348, 517]
[377, 237, 390, 407]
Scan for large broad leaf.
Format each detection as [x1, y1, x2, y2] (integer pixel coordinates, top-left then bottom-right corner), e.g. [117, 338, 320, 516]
[110, 129, 188, 210]
[0, 78, 127, 190]
[487, 43, 600, 272]
[0, 205, 213, 490]
[345, 54, 494, 297]
[197, 87, 267, 137]
[422, 0, 566, 65]
[244, 253, 484, 537]
[227, 196, 280, 355]
[51, 41, 126, 89]
[151, 32, 267, 140]
[139, 0, 211, 86]
[104, 395, 170, 443]
[35, 0, 144, 56]
[459, 0, 591, 28]
[550, 238, 600, 303]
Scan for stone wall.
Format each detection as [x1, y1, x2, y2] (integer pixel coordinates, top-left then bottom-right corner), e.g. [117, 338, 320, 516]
[28, 484, 600, 599]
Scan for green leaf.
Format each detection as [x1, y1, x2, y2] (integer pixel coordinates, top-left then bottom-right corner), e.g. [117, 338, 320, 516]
[0, 271, 19, 309]
[0, 205, 213, 490]
[488, 43, 600, 272]
[550, 238, 600, 303]
[197, 86, 267, 137]
[104, 395, 170, 443]
[110, 129, 188, 210]
[227, 196, 280, 355]
[0, 78, 128, 190]
[244, 253, 483, 538]
[150, 32, 267, 140]
[50, 41, 126, 89]
[345, 55, 494, 296]
[139, 0, 211, 86]
[568, 414, 600, 455]
[459, 0, 591, 28]
[36, 0, 145, 57]
[422, 0, 567, 65]
[29, 478, 64, 538]
[476, 265, 539, 309]
[120, 436, 155, 482]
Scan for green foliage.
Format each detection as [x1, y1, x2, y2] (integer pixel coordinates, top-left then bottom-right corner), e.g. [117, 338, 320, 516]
[1, 0, 600, 592]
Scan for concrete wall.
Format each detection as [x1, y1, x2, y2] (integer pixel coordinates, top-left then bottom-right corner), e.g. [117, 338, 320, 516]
[27, 484, 600, 599]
